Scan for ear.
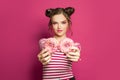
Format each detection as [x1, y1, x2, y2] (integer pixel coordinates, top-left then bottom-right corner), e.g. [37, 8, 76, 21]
[65, 7, 75, 16]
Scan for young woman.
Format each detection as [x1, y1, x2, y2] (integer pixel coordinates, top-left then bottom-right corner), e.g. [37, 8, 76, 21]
[37, 7, 81, 80]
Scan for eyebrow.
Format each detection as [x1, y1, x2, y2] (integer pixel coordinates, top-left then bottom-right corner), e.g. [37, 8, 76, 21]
[52, 20, 67, 23]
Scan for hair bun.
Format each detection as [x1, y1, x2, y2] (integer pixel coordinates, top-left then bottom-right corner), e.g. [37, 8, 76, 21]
[65, 7, 75, 16]
[45, 8, 54, 17]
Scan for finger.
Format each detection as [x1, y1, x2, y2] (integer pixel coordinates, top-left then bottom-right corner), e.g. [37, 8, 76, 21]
[41, 48, 49, 54]
[67, 54, 79, 59]
[37, 51, 42, 58]
[42, 58, 51, 65]
[67, 55, 81, 62]
[38, 50, 51, 63]
[70, 46, 78, 50]
[67, 52, 80, 57]
[38, 53, 48, 62]
[37, 53, 41, 58]
[70, 46, 80, 53]
[42, 51, 51, 58]
[37, 54, 42, 61]
[38, 55, 42, 62]
[41, 54, 51, 62]
[67, 53, 80, 60]
[68, 58, 79, 62]
[37, 49, 48, 58]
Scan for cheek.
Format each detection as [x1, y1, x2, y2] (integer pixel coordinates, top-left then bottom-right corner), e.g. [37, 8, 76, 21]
[51, 26, 57, 32]
[63, 25, 69, 32]
[64, 23, 69, 29]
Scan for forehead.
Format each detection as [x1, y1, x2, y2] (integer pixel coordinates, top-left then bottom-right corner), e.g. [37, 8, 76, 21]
[51, 14, 67, 22]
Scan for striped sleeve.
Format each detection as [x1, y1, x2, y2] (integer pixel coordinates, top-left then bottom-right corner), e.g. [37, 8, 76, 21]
[39, 38, 47, 50]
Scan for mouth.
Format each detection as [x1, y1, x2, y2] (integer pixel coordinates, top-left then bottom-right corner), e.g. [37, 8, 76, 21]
[57, 30, 63, 33]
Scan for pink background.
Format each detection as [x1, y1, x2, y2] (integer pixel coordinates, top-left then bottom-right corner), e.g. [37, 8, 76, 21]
[0, 0, 120, 80]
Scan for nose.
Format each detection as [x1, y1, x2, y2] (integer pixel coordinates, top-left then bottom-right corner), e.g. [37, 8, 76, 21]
[58, 23, 62, 29]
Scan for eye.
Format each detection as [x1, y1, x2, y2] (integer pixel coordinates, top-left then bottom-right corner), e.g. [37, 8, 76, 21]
[52, 22, 57, 25]
[62, 21, 66, 24]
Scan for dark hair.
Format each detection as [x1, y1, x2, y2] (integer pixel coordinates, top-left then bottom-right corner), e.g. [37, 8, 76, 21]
[45, 7, 75, 28]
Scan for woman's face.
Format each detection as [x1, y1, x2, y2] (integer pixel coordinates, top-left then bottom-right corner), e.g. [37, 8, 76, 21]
[51, 14, 69, 37]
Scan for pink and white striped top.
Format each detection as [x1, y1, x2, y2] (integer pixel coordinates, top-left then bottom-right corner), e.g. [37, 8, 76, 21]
[39, 37, 81, 80]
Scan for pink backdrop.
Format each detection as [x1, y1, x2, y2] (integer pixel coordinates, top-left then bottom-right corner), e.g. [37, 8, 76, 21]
[0, 0, 120, 80]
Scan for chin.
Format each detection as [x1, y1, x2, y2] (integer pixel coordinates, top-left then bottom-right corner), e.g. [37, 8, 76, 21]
[54, 31, 66, 37]
[56, 33, 64, 37]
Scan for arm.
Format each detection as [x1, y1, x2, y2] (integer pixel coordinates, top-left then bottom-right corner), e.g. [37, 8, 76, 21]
[66, 46, 81, 62]
[37, 38, 52, 65]
[37, 49, 51, 65]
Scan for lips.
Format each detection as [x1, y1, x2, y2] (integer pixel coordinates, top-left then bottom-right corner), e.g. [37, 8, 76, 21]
[57, 30, 63, 32]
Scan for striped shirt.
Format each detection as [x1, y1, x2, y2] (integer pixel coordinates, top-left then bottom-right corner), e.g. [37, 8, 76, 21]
[42, 50, 73, 80]
[39, 37, 80, 80]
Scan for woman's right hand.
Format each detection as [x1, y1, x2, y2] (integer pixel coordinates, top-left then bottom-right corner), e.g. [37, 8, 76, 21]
[37, 49, 51, 65]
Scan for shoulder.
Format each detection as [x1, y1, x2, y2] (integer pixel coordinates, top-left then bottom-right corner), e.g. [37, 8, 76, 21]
[39, 37, 54, 44]
[64, 37, 74, 43]
[66, 37, 81, 50]
[39, 38, 47, 44]
[38, 38, 49, 49]
[38, 37, 56, 50]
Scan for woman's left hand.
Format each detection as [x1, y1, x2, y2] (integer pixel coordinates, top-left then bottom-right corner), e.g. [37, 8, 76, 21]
[66, 46, 81, 62]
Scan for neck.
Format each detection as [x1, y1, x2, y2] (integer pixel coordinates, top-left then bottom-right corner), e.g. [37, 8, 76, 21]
[53, 35, 66, 43]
